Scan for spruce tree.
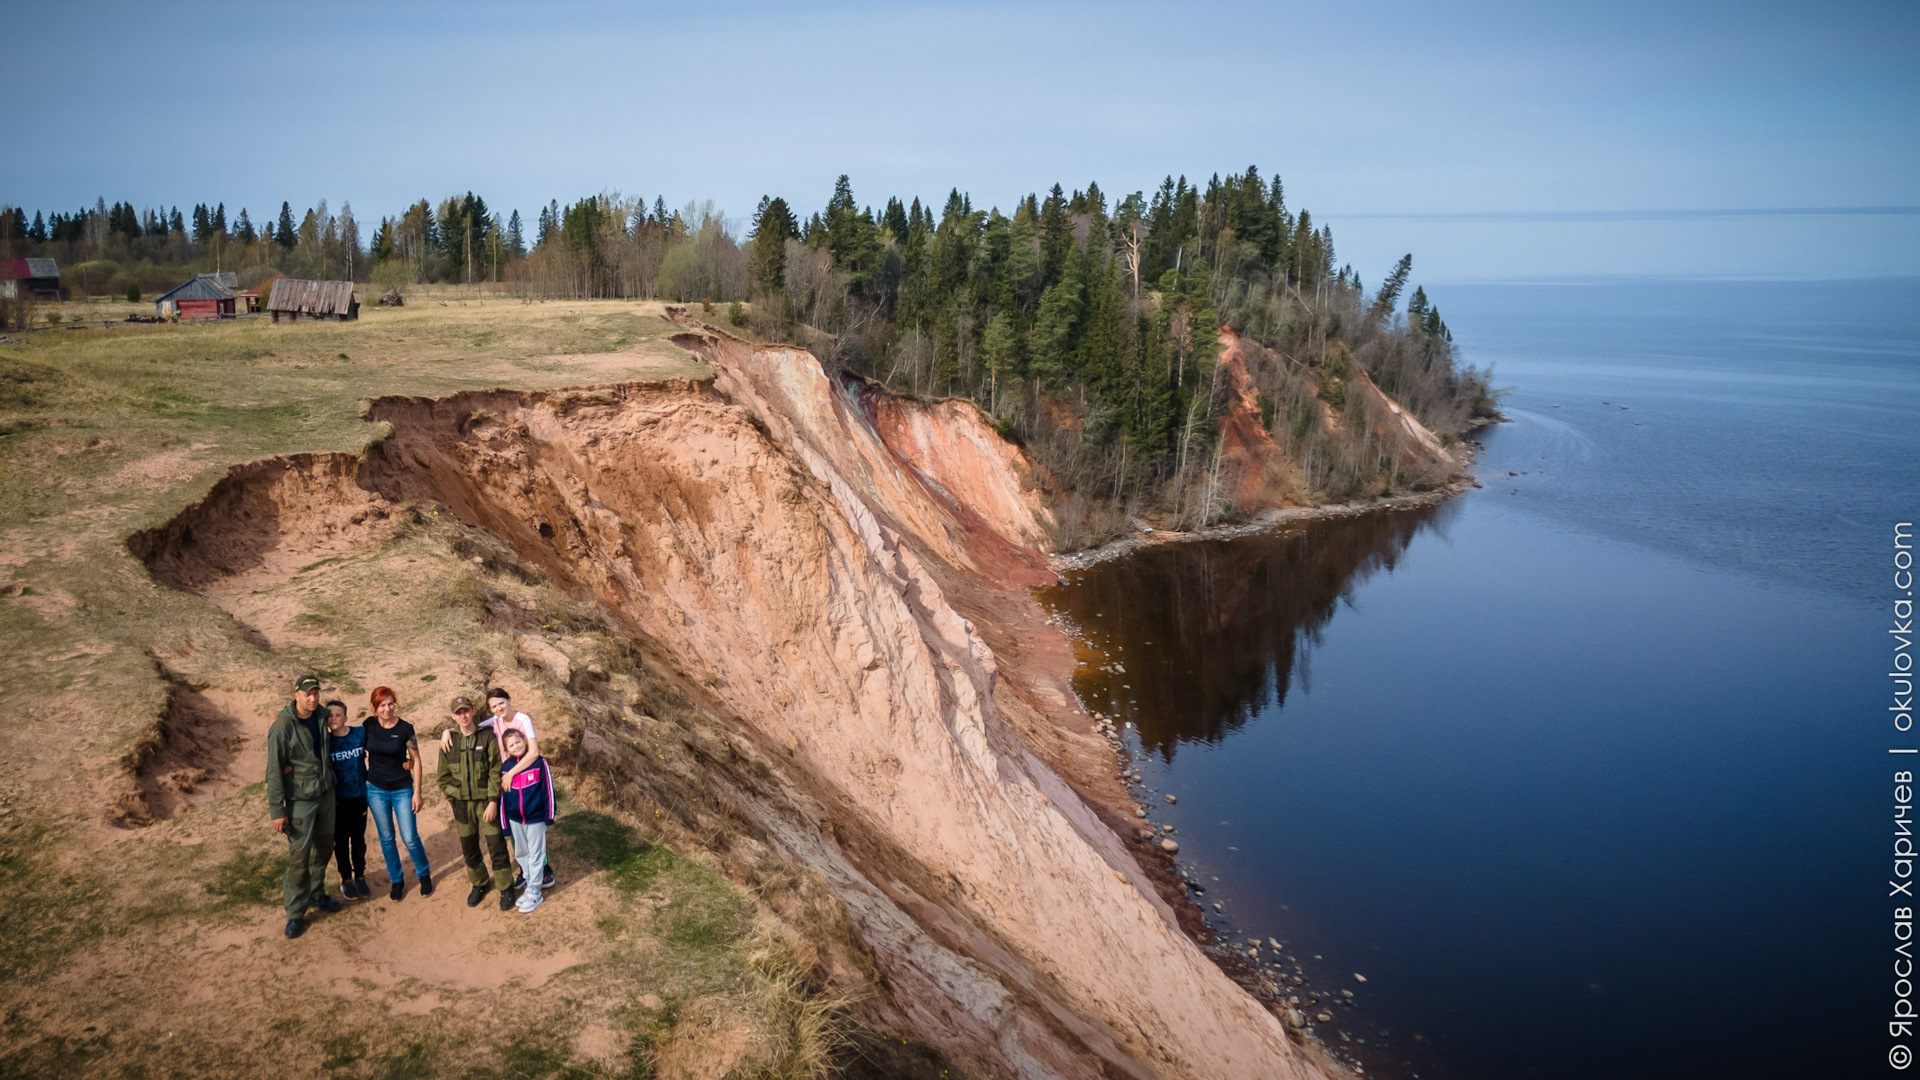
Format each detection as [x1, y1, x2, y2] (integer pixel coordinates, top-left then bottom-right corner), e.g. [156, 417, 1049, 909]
[750, 196, 797, 296]
[1039, 184, 1071, 287]
[1029, 244, 1087, 388]
[276, 202, 296, 248]
[1369, 254, 1412, 322]
[980, 311, 1019, 413]
[1075, 254, 1127, 399]
[883, 197, 909, 243]
[1406, 286, 1430, 331]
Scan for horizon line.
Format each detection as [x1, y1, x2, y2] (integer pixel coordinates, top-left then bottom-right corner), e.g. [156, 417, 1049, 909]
[1324, 206, 1920, 222]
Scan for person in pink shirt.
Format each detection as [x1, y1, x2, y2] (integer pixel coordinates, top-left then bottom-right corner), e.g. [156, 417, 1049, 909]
[443, 687, 552, 889]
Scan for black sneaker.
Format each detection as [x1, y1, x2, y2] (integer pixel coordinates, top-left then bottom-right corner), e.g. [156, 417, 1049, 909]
[466, 885, 488, 908]
[314, 893, 342, 914]
[352, 878, 370, 900]
[512, 873, 526, 893]
[499, 887, 517, 910]
[284, 917, 306, 939]
[541, 865, 554, 889]
[418, 874, 434, 898]
[389, 881, 405, 902]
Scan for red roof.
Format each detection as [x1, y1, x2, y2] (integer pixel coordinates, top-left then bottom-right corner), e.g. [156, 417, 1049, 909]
[0, 258, 59, 280]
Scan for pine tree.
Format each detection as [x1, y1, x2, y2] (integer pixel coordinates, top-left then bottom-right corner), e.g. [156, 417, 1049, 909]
[235, 208, 255, 243]
[276, 202, 296, 248]
[506, 210, 525, 257]
[213, 203, 227, 234]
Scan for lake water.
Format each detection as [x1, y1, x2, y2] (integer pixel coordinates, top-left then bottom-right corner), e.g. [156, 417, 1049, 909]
[1041, 278, 1920, 1079]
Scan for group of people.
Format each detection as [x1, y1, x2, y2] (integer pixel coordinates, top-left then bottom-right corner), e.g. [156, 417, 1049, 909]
[265, 675, 559, 939]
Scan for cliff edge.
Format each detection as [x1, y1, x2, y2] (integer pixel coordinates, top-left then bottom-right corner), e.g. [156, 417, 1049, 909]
[132, 325, 1328, 1079]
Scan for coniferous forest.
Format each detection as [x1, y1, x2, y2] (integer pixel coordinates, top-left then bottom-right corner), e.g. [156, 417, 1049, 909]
[1, 169, 1502, 541]
[734, 171, 1500, 539]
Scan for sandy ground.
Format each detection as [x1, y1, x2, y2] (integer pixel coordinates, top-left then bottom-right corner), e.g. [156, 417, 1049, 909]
[0, 304, 861, 1079]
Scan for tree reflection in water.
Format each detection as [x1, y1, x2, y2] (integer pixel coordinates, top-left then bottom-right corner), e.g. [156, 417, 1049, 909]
[1042, 502, 1454, 761]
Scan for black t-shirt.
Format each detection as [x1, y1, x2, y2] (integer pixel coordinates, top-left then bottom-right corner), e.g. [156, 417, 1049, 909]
[294, 708, 324, 754]
[364, 718, 417, 791]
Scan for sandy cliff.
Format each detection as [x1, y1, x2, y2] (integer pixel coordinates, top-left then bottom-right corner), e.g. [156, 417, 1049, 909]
[1213, 329, 1306, 512]
[134, 331, 1324, 1079]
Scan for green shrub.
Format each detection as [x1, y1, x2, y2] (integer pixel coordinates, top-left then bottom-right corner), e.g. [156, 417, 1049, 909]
[125, 282, 141, 302]
[728, 300, 745, 327]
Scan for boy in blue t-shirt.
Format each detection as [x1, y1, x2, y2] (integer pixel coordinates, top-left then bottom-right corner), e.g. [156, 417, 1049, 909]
[324, 700, 372, 900]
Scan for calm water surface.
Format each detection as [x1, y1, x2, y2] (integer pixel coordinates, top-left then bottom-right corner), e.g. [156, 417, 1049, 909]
[1041, 279, 1920, 1079]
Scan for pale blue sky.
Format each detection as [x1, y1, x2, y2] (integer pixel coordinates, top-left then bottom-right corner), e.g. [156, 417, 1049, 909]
[8, 0, 1916, 280]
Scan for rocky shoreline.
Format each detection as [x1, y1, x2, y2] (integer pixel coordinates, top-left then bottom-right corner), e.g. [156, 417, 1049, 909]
[1044, 468, 1486, 1078]
[1051, 472, 1478, 576]
[1076, 701, 1382, 1075]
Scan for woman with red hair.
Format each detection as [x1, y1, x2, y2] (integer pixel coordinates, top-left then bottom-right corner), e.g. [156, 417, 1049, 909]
[363, 687, 433, 901]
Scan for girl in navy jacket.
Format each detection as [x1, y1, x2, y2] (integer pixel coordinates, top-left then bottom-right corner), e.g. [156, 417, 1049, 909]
[500, 729, 555, 913]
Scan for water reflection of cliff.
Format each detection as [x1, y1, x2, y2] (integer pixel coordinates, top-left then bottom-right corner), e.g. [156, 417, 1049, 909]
[1043, 504, 1451, 760]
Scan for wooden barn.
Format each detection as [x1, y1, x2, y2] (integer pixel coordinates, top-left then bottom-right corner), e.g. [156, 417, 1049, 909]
[153, 273, 237, 321]
[266, 279, 358, 322]
[0, 258, 64, 301]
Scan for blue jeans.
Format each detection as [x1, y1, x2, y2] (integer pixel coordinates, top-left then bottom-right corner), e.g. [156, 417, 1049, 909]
[366, 784, 432, 882]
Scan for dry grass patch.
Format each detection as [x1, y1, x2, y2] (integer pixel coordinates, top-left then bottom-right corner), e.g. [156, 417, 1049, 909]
[0, 301, 836, 1079]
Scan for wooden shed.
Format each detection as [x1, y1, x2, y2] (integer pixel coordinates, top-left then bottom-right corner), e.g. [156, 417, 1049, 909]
[0, 258, 64, 301]
[266, 279, 358, 322]
[153, 273, 237, 321]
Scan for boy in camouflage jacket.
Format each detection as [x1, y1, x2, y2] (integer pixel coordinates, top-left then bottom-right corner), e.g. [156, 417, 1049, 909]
[436, 695, 515, 908]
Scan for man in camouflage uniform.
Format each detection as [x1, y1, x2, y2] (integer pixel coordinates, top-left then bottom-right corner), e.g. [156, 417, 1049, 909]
[266, 674, 340, 938]
[437, 695, 515, 909]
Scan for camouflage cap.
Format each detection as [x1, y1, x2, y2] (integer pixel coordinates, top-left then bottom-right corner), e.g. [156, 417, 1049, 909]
[294, 674, 322, 692]
[449, 694, 476, 713]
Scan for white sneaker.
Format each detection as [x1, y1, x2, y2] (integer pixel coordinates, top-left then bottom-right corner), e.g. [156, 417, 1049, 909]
[515, 892, 543, 913]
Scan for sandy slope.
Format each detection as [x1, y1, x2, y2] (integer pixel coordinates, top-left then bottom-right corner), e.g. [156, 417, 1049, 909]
[131, 322, 1328, 1077]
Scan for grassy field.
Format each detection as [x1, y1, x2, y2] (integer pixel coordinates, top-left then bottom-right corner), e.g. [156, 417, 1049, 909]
[0, 299, 861, 1079]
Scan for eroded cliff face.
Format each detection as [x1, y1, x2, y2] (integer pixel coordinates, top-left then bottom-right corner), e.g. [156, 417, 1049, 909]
[136, 335, 1322, 1078]
[1214, 329, 1306, 512]
[1348, 365, 1459, 483]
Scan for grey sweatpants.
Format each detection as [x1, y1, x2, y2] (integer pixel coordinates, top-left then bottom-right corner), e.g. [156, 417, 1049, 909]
[508, 819, 547, 904]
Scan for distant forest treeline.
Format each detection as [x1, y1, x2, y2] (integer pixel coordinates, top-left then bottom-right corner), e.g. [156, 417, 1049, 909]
[2, 170, 1500, 536]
